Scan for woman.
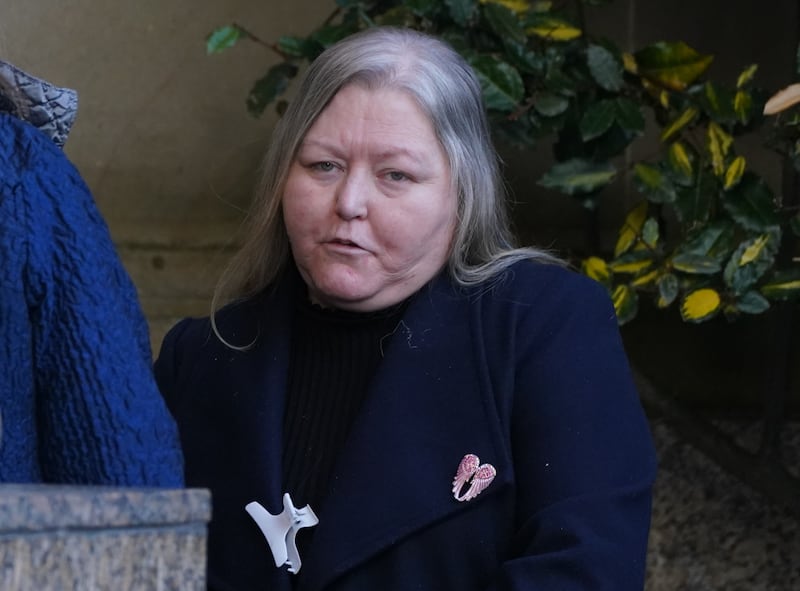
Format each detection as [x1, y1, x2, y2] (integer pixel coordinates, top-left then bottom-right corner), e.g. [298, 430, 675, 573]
[156, 27, 656, 590]
[0, 59, 183, 486]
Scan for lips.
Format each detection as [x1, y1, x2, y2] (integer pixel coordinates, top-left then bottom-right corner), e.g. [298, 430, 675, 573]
[326, 237, 368, 253]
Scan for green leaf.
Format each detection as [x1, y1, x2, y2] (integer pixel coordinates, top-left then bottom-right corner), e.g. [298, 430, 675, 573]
[611, 284, 638, 325]
[614, 98, 645, 134]
[206, 25, 244, 54]
[615, 201, 648, 257]
[723, 228, 781, 295]
[722, 173, 781, 231]
[791, 212, 800, 237]
[702, 82, 737, 124]
[609, 251, 654, 274]
[533, 92, 569, 117]
[246, 62, 299, 117]
[580, 99, 616, 141]
[667, 141, 695, 184]
[660, 107, 698, 142]
[724, 155, 746, 190]
[671, 253, 722, 275]
[760, 269, 800, 300]
[673, 170, 716, 226]
[445, 0, 478, 26]
[634, 41, 714, 91]
[470, 55, 525, 111]
[526, 15, 582, 41]
[311, 23, 357, 48]
[483, 2, 527, 46]
[677, 221, 736, 261]
[277, 35, 320, 59]
[406, 0, 441, 15]
[586, 44, 624, 92]
[736, 64, 758, 88]
[735, 291, 770, 314]
[538, 158, 617, 195]
[642, 217, 660, 248]
[734, 90, 754, 123]
[633, 163, 677, 204]
[657, 273, 679, 308]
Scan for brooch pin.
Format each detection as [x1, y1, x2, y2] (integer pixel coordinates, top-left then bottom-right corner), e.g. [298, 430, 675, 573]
[452, 453, 496, 502]
[245, 493, 319, 574]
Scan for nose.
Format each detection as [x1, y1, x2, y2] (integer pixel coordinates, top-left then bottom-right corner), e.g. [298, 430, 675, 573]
[334, 169, 369, 220]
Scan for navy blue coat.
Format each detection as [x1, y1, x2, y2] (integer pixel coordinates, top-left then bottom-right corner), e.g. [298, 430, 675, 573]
[155, 261, 657, 591]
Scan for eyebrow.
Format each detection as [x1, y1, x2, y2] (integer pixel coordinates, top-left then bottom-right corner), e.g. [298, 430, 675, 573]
[299, 139, 430, 167]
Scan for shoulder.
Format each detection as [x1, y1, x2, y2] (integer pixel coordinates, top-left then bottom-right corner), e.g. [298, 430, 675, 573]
[479, 259, 613, 315]
[158, 296, 266, 367]
[0, 112, 71, 173]
[0, 112, 92, 223]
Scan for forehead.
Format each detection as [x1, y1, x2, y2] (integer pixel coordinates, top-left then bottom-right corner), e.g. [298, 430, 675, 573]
[304, 84, 437, 144]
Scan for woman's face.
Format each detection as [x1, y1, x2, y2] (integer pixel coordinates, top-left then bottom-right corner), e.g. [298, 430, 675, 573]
[282, 84, 457, 312]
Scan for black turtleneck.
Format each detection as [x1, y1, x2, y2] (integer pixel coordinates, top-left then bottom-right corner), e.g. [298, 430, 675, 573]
[282, 294, 408, 517]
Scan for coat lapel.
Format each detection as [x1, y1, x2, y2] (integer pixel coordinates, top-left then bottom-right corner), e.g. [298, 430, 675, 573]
[299, 275, 512, 591]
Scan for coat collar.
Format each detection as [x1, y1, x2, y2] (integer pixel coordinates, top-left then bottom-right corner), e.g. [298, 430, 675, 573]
[247, 268, 513, 591]
[0, 60, 78, 147]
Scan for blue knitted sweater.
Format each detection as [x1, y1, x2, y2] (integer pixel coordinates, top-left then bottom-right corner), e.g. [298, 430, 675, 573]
[0, 72, 183, 485]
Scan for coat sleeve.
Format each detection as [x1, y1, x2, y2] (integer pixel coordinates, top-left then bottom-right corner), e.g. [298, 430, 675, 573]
[487, 267, 657, 590]
[18, 122, 184, 487]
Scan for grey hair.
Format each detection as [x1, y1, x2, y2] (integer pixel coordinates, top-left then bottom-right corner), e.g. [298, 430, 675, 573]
[212, 26, 560, 327]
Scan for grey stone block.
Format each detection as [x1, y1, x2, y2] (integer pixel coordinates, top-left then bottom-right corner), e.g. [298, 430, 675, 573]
[0, 485, 210, 591]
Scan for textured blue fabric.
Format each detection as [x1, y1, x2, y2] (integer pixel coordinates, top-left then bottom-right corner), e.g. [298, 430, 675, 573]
[0, 112, 183, 486]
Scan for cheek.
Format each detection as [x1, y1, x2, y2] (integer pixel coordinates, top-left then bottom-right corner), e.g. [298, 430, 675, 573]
[283, 184, 318, 240]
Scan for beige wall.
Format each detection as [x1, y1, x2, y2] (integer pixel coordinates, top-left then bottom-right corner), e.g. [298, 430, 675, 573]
[3, 0, 327, 350]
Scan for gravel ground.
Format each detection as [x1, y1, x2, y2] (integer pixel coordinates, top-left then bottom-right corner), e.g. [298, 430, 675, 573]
[646, 420, 800, 590]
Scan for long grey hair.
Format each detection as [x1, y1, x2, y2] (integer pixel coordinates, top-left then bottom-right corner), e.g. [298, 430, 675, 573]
[212, 26, 559, 321]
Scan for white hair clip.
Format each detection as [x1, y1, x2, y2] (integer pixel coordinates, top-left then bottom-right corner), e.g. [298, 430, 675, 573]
[245, 493, 319, 574]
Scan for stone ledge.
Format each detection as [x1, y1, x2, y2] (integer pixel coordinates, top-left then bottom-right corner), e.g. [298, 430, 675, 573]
[0, 486, 210, 591]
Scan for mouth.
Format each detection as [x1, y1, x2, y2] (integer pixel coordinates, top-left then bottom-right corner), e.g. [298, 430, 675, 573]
[326, 238, 367, 253]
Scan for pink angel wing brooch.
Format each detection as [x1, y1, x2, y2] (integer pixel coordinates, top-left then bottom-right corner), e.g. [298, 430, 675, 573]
[452, 453, 496, 502]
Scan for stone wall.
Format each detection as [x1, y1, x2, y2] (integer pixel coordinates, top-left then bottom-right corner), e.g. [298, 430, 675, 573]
[0, 486, 210, 590]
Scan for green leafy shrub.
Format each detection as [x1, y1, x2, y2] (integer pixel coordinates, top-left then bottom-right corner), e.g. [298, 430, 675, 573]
[207, 0, 800, 324]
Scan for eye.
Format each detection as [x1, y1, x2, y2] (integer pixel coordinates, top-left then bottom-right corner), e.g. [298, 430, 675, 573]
[311, 161, 337, 172]
[386, 170, 409, 182]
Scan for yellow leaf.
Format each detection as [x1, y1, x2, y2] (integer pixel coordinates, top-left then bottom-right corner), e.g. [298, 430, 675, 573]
[707, 122, 733, 176]
[681, 288, 721, 321]
[724, 155, 746, 190]
[631, 269, 659, 287]
[734, 90, 752, 123]
[761, 279, 800, 296]
[609, 259, 653, 274]
[764, 83, 800, 115]
[668, 141, 693, 178]
[739, 234, 769, 266]
[661, 107, 698, 142]
[527, 18, 582, 41]
[622, 52, 637, 74]
[736, 64, 758, 88]
[582, 256, 611, 283]
[531, 1, 552, 11]
[611, 284, 631, 311]
[480, 0, 530, 14]
[614, 201, 648, 257]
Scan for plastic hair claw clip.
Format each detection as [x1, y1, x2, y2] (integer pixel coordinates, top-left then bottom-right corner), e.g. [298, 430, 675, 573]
[245, 492, 319, 574]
